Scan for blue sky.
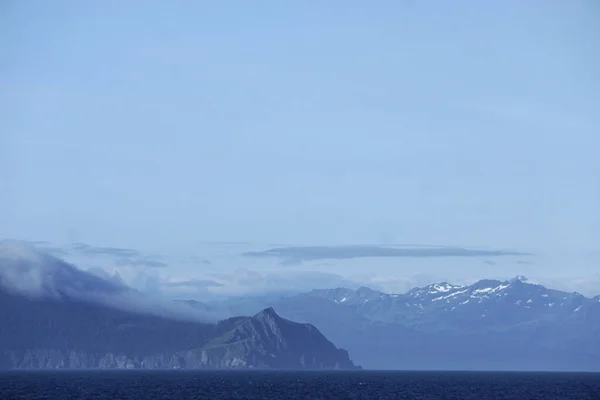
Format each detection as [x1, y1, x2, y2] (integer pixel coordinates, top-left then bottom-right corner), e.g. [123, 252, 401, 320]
[1, 1, 599, 297]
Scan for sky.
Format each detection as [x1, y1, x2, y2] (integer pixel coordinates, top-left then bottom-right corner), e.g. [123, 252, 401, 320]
[1, 1, 599, 298]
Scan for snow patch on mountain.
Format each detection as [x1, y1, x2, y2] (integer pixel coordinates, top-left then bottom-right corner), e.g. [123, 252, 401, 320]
[306, 275, 595, 320]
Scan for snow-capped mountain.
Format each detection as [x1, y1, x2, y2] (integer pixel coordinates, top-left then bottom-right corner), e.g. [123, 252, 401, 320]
[212, 278, 600, 370]
[308, 286, 384, 305]
[304, 276, 596, 329]
[403, 276, 584, 312]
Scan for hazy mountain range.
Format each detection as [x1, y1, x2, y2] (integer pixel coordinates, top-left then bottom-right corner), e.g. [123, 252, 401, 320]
[0, 244, 357, 370]
[2, 242, 598, 371]
[194, 277, 600, 371]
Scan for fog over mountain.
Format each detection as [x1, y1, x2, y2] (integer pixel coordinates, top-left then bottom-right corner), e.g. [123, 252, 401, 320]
[2, 241, 599, 370]
[0, 243, 358, 370]
[10, 240, 600, 301]
[0, 241, 224, 322]
[0, 241, 128, 299]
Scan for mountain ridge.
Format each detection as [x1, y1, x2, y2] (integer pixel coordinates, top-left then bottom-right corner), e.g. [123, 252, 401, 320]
[196, 277, 600, 371]
[0, 245, 359, 370]
[0, 287, 359, 370]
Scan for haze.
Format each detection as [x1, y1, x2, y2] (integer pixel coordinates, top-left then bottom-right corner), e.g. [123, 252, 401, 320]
[1, 1, 599, 299]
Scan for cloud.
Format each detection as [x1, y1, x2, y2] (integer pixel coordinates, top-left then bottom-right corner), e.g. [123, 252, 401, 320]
[365, 273, 442, 295]
[71, 242, 140, 258]
[68, 243, 170, 269]
[184, 256, 212, 265]
[26, 240, 52, 246]
[0, 241, 221, 322]
[199, 269, 465, 298]
[206, 268, 361, 297]
[114, 257, 168, 268]
[33, 242, 170, 269]
[163, 279, 224, 289]
[15, 240, 71, 257]
[243, 245, 531, 264]
[0, 241, 128, 299]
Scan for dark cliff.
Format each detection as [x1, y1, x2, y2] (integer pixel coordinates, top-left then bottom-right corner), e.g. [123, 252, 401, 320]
[0, 289, 358, 370]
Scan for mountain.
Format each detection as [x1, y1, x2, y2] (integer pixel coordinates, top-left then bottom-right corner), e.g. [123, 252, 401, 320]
[0, 287, 358, 370]
[0, 245, 358, 370]
[202, 277, 600, 371]
[308, 276, 596, 331]
[0, 241, 130, 300]
[205, 307, 357, 369]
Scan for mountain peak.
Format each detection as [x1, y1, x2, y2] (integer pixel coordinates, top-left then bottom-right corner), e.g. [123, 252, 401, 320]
[428, 282, 461, 293]
[254, 307, 280, 320]
[253, 280, 600, 371]
[1, 287, 359, 370]
[509, 275, 528, 283]
[356, 286, 380, 295]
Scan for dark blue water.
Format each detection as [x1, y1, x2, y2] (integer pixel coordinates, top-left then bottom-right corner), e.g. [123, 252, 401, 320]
[0, 371, 599, 399]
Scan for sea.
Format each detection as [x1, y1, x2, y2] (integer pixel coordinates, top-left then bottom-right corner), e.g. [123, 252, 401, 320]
[0, 370, 599, 400]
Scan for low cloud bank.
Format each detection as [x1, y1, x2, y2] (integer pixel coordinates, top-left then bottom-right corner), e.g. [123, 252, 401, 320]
[244, 245, 531, 264]
[0, 241, 126, 299]
[0, 241, 223, 322]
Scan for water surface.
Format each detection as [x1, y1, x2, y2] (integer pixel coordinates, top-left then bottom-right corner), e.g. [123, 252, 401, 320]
[1, 370, 599, 399]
